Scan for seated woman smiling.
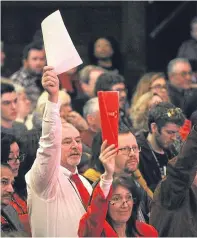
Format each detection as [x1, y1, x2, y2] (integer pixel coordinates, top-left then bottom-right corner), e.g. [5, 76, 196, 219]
[78, 141, 158, 237]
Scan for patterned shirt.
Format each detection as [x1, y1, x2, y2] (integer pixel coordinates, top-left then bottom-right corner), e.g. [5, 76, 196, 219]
[11, 67, 43, 110]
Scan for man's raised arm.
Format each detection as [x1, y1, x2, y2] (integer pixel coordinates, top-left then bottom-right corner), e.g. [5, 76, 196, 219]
[26, 66, 62, 199]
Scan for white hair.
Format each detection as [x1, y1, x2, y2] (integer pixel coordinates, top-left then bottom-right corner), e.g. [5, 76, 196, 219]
[167, 58, 191, 76]
[13, 83, 25, 94]
[83, 97, 99, 119]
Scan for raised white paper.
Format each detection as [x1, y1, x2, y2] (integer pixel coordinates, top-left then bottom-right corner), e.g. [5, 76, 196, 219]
[41, 10, 83, 75]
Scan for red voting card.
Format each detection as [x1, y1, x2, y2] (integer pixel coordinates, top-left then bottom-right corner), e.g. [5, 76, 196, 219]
[98, 91, 119, 148]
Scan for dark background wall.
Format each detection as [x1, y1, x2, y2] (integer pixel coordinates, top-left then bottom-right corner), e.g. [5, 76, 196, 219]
[1, 1, 197, 99]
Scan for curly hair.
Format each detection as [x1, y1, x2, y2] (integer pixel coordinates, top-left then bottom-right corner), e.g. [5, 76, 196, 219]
[88, 36, 123, 74]
[148, 102, 186, 133]
[130, 92, 162, 131]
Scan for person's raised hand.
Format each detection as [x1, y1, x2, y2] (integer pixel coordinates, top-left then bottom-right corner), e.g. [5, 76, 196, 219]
[42, 66, 59, 103]
[99, 140, 117, 180]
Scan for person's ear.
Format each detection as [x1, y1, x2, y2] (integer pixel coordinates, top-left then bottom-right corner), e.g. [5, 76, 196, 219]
[151, 122, 158, 133]
[86, 114, 94, 126]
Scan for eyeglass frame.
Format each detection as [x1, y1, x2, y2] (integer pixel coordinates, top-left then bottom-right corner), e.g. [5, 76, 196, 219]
[150, 84, 167, 90]
[109, 194, 135, 206]
[118, 146, 141, 155]
[173, 71, 193, 77]
[7, 154, 25, 163]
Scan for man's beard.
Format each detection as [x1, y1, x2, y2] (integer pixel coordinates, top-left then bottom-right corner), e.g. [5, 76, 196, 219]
[155, 133, 166, 150]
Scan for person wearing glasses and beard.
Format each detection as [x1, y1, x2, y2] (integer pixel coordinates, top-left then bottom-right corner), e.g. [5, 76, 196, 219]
[1, 133, 31, 236]
[78, 140, 158, 237]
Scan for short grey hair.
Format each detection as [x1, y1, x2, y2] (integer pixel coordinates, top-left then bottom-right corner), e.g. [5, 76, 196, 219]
[79, 65, 105, 84]
[167, 58, 191, 76]
[83, 97, 99, 119]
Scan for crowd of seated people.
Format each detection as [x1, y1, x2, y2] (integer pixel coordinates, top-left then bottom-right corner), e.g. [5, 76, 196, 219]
[1, 16, 197, 237]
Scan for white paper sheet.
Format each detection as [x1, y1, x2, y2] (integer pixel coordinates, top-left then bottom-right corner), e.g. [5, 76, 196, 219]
[41, 10, 83, 75]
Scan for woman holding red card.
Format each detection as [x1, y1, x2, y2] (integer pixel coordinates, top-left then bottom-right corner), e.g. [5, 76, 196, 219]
[78, 141, 158, 237]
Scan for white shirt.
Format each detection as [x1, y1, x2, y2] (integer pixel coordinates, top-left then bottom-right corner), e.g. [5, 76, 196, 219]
[25, 100, 111, 237]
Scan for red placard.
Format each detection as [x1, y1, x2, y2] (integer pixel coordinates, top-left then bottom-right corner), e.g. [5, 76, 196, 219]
[98, 91, 119, 148]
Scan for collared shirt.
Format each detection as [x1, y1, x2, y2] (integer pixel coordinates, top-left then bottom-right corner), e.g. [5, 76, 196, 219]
[25, 100, 111, 237]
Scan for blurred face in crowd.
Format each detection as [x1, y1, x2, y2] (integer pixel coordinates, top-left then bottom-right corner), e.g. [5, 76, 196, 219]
[115, 133, 140, 173]
[191, 22, 197, 41]
[94, 38, 114, 60]
[169, 62, 192, 89]
[1, 48, 5, 67]
[86, 110, 101, 132]
[1, 166, 14, 205]
[108, 185, 133, 224]
[1, 92, 18, 124]
[24, 49, 46, 74]
[111, 83, 127, 109]
[61, 123, 83, 173]
[82, 69, 104, 97]
[150, 78, 169, 102]
[17, 91, 31, 117]
[193, 172, 197, 187]
[151, 122, 180, 150]
[148, 95, 162, 110]
[7, 142, 21, 177]
[60, 102, 72, 120]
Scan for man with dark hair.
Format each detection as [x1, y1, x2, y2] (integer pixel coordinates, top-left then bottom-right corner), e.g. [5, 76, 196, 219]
[11, 41, 46, 110]
[136, 102, 185, 191]
[150, 124, 197, 236]
[1, 163, 25, 234]
[88, 36, 123, 74]
[94, 72, 132, 128]
[1, 81, 27, 140]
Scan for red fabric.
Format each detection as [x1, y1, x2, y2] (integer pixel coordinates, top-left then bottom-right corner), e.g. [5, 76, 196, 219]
[179, 119, 192, 141]
[78, 183, 158, 237]
[71, 174, 90, 209]
[10, 193, 31, 236]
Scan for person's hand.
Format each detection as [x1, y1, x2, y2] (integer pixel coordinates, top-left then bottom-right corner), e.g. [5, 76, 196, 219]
[42, 66, 59, 103]
[66, 111, 88, 131]
[99, 140, 117, 180]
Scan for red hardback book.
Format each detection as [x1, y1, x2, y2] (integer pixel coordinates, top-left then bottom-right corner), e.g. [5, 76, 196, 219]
[98, 91, 119, 148]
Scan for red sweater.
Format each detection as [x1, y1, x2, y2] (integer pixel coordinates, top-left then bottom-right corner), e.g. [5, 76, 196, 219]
[78, 184, 158, 237]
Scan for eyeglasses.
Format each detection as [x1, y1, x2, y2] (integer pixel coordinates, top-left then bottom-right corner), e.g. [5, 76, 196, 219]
[150, 84, 167, 90]
[113, 88, 128, 94]
[109, 194, 134, 206]
[118, 146, 141, 155]
[175, 71, 193, 77]
[7, 154, 25, 163]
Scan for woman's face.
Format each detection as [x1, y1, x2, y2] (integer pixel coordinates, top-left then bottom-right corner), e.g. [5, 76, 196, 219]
[150, 78, 169, 102]
[7, 142, 20, 177]
[108, 185, 133, 225]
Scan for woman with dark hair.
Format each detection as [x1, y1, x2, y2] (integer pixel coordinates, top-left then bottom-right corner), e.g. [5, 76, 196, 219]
[88, 36, 124, 74]
[1, 133, 31, 236]
[78, 141, 158, 237]
[79, 173, 158, 237]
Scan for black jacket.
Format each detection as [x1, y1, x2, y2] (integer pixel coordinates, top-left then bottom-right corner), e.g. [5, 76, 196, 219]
[150, 125, 197, 237]
[168, 83, 197, 116]
[136, 131, 177, 192]
[1, 205, 25, 233]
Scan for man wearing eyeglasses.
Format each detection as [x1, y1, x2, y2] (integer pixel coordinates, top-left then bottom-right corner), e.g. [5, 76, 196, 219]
[167, 58, 197, 115]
